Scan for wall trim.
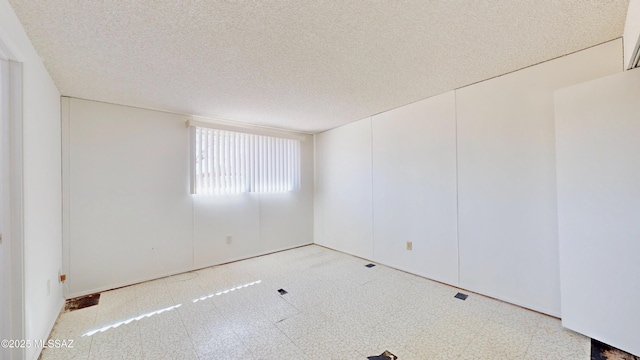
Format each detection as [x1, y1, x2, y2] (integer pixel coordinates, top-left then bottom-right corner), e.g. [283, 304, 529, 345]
[0, 39, 25, 360]
[314, 243, 560, 319]
[65, 243, 313, 299]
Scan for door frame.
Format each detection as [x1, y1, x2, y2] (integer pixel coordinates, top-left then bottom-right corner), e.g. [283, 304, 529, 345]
[0, 33, 25, 360]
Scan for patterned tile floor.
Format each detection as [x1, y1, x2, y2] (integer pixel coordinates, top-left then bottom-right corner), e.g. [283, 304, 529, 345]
[40, 245, 590, 359]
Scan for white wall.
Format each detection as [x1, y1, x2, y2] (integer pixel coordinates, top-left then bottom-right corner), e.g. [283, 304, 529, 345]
[314, 40, 622, 317]
[371, 91, 458, 285]
[64, 98, 313, 298]
[555, 68, 640, 357]
[0, 1, 64, 360]
[314, 118, 373, 259]
[65, 99, 193, 295]
[455, 39, 622, 316]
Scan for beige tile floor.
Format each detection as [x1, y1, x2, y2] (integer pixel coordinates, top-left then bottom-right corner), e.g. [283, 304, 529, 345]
[40, 245, 590, 360]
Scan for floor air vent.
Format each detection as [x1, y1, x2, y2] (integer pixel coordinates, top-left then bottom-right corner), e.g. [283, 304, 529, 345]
[454, 292, 468, 301]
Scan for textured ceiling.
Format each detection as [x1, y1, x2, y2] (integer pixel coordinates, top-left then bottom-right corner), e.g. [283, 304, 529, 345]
[9, 0, 629, 133]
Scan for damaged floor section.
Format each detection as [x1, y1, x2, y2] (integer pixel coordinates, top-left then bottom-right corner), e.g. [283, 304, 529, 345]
[591, 339, 639, 360]
[63, 293, 101, 312]
[41, 245, 592, 359]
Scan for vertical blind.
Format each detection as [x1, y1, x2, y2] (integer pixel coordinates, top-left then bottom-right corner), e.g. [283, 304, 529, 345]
[192, 127, 300, 194]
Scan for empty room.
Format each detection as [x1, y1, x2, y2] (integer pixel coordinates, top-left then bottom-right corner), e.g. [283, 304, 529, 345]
[1, 1, 639, 359]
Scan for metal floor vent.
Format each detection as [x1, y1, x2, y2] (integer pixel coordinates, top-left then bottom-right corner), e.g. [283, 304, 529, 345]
[365, 263, 376, 268]
[277, 289, 288, 295]
[454, 292, 468, 301]
[64, 293, 101, 312]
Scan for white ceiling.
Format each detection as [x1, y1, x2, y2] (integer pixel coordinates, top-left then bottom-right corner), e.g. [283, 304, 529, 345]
[9, 1, 629, 133]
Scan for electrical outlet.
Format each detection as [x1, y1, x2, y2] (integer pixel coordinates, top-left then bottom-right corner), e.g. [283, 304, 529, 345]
[406, 241, 413, 250]
[226, 235, 232, 244]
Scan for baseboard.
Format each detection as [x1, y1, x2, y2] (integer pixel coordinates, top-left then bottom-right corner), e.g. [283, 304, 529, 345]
[66, 242, 314, 299]
[192, 243, 314, 271]
[313, 242, 561, 319]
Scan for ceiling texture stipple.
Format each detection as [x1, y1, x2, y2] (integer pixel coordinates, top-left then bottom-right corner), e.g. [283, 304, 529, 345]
[9, 1, 629, 133]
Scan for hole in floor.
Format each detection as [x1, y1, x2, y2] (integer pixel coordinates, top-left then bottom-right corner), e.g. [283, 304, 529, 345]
[365, 263, 376, 268]
[64, 293, 101, 312]
[591, 339, 639, 360]
[367, 350, 398, 360]
[277, 288, 288, 295]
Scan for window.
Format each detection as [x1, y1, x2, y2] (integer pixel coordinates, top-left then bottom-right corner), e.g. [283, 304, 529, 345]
[191, 126, 300, 194]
